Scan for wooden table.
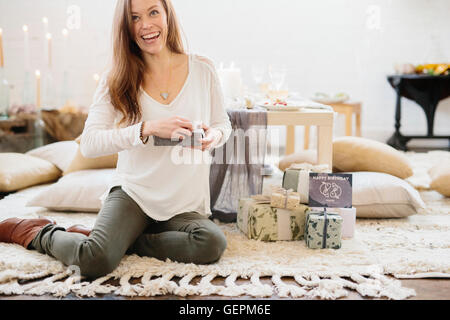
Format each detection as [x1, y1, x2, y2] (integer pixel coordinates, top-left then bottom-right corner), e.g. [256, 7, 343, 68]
[267, 109, 334, 169]
[304, 102, 361, 150]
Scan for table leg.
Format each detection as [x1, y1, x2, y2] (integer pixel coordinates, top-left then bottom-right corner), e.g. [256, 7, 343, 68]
[356, 112, 362, 137]
[387, 84, 409, 151]
[317, 125, 333, 170]
[286, 125, 295, 155]
[394, 86, 402, 135]
[345, 109, 353, 136]
[425, 103, 438, 137]
[304, 126, 310, 150]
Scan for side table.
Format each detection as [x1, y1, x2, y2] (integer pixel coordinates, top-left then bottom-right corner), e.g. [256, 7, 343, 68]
[386, 74, 450, 151]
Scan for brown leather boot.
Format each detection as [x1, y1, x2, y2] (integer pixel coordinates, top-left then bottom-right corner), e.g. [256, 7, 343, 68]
[66, 225, 91, 237]
[0, 218, 56, 249]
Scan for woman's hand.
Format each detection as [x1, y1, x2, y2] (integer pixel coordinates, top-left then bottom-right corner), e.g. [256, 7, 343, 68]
[192, 123, 223, 152]
[142, 116, 193, 141]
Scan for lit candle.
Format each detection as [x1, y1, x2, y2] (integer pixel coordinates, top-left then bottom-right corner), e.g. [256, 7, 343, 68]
[0, 28, 4, 68]
[42, 17, 49, 35]
[46, 33, 52, 69]
[23, 25, 30, 71]
[35, 70, 41, 108]
[93, 73, 100, 87]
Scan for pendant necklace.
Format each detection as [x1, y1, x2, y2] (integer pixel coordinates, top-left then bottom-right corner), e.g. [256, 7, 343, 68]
[150, 53, 172, 101]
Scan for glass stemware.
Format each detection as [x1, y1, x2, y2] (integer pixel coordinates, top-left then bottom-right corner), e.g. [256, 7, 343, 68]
[268, 64, 287, 91]
[0, 68, 9, 118]
[252, 63, 265, 87]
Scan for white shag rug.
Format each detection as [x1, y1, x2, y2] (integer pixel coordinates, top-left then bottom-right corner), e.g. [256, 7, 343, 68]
[0, 151, 449, 300]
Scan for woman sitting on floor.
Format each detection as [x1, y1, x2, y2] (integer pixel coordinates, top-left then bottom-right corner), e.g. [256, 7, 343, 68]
[0, 0, 232, 279]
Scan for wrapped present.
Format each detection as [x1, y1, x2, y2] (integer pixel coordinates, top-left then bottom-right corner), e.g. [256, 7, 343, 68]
[237, 198, 309, 241]
[311, 207, 356, 239]
[282, 163, 331, 204]
[270, 186, 300, 210]
[305, 209, 343, 249]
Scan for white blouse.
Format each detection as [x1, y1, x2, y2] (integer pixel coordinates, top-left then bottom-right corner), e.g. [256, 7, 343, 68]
[80, 54, 232, 221]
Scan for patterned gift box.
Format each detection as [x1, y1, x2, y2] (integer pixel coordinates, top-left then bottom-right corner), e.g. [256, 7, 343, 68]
[310, 207, 356, 239]
[237, 198, 309, 241]
[282, 164, 331, 204]
[305, 210, 343, 249]
[270, 187, 300, 211]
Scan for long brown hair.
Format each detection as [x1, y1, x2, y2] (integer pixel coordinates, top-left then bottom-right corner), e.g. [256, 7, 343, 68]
[108, 0, 185, 126]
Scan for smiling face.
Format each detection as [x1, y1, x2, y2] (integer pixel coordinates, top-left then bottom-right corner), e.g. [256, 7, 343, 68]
[131, 0, 168, 56]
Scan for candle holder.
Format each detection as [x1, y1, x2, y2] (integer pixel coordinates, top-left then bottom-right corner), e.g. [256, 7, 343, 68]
[33, 109, 45, 148]
[0, 68, 10, 119]
[22, 70, 34, 106]
[42, 71, 56, 109]
[60, 70, 70, 107]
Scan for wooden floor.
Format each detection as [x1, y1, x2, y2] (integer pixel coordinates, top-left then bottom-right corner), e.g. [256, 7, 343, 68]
[0, 276, 449, 300]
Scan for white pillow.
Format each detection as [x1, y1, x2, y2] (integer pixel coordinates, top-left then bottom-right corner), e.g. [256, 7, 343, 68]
[26, 141, 79, 172]
[27, 169, 115, 212]
[350, 172, 426, 218]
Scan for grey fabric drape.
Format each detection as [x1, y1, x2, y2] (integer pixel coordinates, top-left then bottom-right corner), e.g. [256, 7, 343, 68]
[209, 107, 268, 222]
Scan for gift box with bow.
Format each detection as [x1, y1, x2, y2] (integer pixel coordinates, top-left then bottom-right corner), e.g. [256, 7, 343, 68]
[270, 186, 301, 210]
[305, 209, 343, 249]
[237, 197, 309, 241]
[282, 163, 331, 204]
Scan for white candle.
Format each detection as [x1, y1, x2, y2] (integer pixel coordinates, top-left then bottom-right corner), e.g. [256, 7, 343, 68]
[0, 28, 4, 68]
[46, 33, 52, 69]
[220, 62, 242, 98]
[23, 25, 30, 71]
[42, 17, 49, 35]
[35, 70, 41, 108]
[93, 73, 100, 87]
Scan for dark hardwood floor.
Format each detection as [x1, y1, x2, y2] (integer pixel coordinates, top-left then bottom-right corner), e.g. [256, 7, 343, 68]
[0, 276, 449, 300]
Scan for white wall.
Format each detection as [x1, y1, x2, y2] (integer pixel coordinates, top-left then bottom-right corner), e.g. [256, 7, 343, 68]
[1, 0, 449, 146]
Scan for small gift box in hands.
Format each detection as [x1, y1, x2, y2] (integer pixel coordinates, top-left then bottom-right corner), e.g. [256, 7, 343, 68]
[153, 121, 205, 147]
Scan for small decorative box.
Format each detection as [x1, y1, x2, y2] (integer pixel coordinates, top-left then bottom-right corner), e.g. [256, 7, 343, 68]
[305, 209, 343, 249]
[311, 207, 356, 239]
[270, 187, 301, 211]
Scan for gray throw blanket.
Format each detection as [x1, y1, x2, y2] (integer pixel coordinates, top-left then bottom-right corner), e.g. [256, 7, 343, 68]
[209, 107, 268, 222]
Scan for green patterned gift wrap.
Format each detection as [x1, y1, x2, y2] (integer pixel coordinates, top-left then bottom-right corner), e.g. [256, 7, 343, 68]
[305, 210, 343, 249]
[282, 164, 332, 204]
[237, 198, 309, 241]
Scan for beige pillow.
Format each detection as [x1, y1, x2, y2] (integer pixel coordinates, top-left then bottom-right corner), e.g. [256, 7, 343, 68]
[333, 137, 413, 179]
[278, 150, 317, 172]
[26, 141, 78, 172]
[0, 153, 61, 192]
[63, 137, 118, 175]
[429, 162, 450, 197]
[27, 169, 115, 212]
[350, 172, 426, 218]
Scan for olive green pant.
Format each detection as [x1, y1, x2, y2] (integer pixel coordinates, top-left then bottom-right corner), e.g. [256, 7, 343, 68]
[31, 187, 227, 279]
